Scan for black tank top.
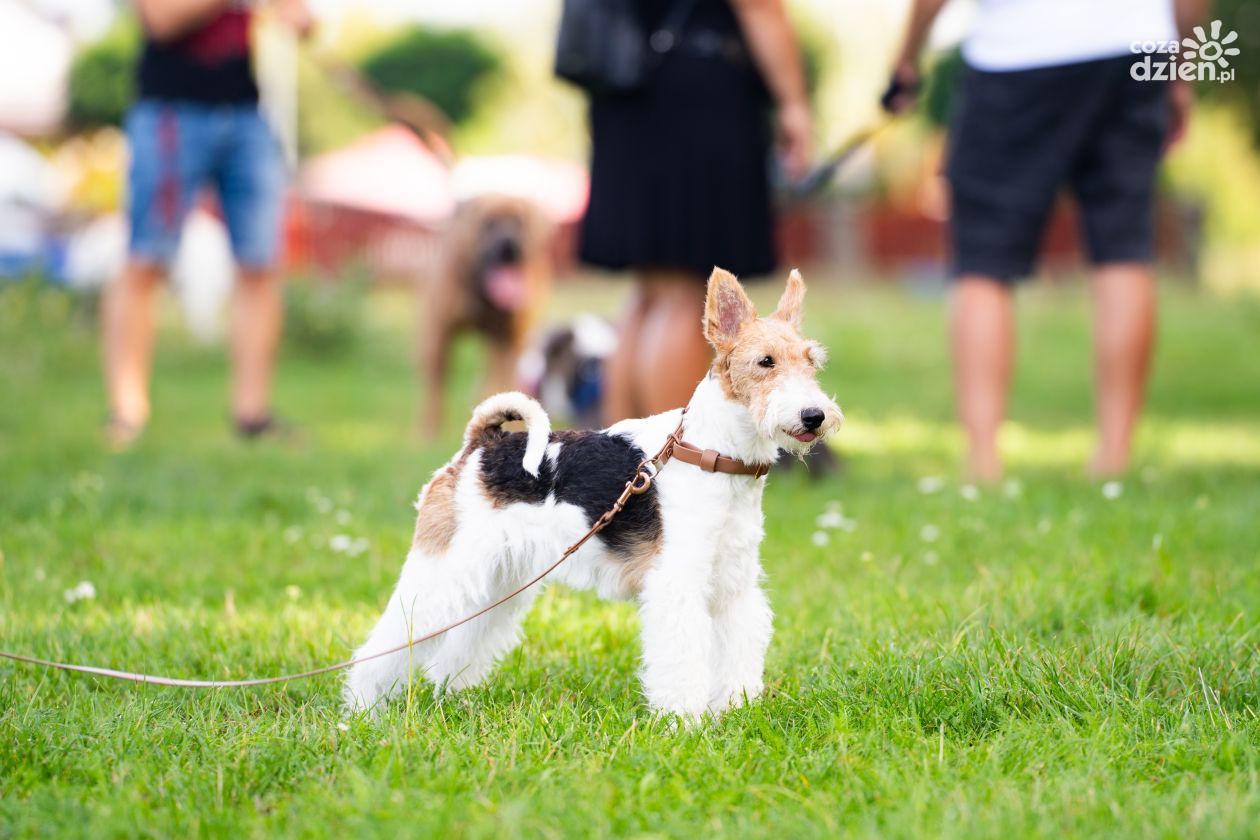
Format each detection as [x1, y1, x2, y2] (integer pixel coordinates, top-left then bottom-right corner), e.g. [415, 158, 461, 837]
[138, 10, 258, 104]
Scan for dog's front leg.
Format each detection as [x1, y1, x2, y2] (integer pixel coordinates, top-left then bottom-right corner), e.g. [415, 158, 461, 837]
[485, 338, 520, 396]
[419, 301, 453, 439]
[708, 580, 772, 713]
[637, 555, 715, 723]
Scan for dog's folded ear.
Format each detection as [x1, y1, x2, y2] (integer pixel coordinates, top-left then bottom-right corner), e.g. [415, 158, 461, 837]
[704, 267, 757, 352]
[773, 269, 806, 329]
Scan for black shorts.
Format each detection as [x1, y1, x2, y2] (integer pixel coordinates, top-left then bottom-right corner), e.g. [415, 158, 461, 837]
[945, 55, 1169, 283]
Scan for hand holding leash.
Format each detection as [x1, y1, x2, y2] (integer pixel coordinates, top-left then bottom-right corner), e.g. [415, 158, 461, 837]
[880, 63, 921, 115]
[778, 121, 891, 205]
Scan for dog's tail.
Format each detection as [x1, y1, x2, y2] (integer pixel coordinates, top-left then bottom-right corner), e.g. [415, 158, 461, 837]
[463, 391, 551, 477]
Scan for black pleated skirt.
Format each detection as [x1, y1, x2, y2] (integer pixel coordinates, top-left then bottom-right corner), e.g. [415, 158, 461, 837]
[579, 51, 776, 280]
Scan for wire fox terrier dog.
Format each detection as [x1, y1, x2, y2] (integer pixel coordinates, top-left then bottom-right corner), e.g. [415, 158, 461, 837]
[345, 268, 843, 720]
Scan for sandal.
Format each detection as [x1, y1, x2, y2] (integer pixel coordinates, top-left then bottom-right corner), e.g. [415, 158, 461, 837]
[103, 413, 146, 451]
[233, 414, 298, 442]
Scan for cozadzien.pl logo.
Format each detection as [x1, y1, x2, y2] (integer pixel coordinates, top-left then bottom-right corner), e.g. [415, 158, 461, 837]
[1130, 19, 1241, 84]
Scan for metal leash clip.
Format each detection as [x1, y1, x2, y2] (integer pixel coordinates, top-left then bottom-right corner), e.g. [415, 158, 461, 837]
[628, 466, 654, 495]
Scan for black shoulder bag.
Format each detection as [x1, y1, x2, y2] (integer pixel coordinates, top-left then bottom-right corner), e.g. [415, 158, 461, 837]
[554, 0, 701, 95]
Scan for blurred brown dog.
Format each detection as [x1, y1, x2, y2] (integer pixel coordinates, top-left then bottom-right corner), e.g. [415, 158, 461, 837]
[420, 195, 552, 437]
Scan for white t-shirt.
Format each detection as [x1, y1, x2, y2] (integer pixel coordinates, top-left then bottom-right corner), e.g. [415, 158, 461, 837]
[963, 0, 1178, 71]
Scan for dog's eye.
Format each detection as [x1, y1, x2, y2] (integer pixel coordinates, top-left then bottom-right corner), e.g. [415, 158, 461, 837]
[758, 355, 775, 369]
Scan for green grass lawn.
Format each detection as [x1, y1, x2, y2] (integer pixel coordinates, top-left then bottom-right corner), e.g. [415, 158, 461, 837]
[2, 276, 1259, 838]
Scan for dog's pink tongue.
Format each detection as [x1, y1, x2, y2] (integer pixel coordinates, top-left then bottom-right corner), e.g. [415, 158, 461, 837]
[793, 432, 817, 443]
[486, 266, 528, 311]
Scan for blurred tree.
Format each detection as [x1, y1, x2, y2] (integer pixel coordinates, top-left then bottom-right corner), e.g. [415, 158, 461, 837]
[67, 18, 140, 129]
[296, 51, 385, 157]
[919, 47, 964, 129]
[357, 27, 503, 127]
[792, 17, 830, 103]
[1195, 0, 1260, 147]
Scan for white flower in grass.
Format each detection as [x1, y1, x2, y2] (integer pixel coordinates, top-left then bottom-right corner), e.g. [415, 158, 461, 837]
[919, 524, 941, 543]
[816, 510, 845, 529]
[331, 534, 370, 557]
[307, 487, 334, 515]
[917, 476, 945, 495]
[811, 531, 831, 547]
[816, 509, 858, 533]
[285, 585, 302, 601]
[960, 484, 979, 501]
[1102, 481, 1123, 500]
[63, 580, 96, 603]
[336, 721, 350, 732]
[1002, 479, 1023, 498]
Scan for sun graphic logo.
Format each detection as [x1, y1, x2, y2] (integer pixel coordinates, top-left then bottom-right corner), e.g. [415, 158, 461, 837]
[1182, 20, 1241, 69]
[1130, 19, 1241, 84]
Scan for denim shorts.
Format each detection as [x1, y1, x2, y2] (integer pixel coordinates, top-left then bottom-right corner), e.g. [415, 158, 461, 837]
[125, 101, 285, 269]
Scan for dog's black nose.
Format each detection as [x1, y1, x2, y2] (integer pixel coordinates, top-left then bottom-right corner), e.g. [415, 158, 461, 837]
[488, 235, 523, 264]
[801, 408, 825, 432]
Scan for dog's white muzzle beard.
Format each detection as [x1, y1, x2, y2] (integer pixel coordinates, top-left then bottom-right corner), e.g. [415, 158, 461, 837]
[759, 378, 843, 451]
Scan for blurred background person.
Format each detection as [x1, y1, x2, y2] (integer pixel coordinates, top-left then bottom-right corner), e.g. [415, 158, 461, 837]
[886, 0, 1203, 481]
[101, 0, 312, 447]
[577, 0, 813, 423]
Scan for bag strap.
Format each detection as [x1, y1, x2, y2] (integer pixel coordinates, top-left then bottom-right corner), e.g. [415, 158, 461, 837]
[647, 0, 703, 55]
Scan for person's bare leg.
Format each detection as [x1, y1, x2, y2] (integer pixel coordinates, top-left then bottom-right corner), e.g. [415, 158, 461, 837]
[102, 260, 165, 443]
[602, 282, 654, 425]
[1089, 262, 1156, 476]
[634, 270, 711, 416]
[951, 276, 1015, 483]
[230, 266, 283, 424]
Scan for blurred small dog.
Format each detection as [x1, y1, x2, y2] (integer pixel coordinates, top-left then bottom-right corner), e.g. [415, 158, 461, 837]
[421, 195, 551, 436]
[518, 314, 617, 430]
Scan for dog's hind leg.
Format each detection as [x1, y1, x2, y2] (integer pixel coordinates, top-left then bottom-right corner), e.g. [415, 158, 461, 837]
[427, 581, 537, 693]
[343, 555, 457, 714]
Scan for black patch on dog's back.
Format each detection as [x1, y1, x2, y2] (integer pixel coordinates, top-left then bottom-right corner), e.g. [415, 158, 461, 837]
[477, 431, 551, 506]
[478, 430, 662, 558]
[553, 431, 662, 556]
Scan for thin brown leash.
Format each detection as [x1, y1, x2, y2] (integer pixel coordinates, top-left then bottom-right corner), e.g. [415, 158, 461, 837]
[0, 415, 687, 689]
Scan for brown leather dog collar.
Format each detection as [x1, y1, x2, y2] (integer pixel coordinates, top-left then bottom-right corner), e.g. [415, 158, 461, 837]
[666, 438, 771, 478]
[659, 412, 771, 478]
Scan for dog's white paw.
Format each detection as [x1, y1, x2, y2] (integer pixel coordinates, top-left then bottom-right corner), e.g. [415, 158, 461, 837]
[652, 708, 711, 733]
[708, 682, 764, 714]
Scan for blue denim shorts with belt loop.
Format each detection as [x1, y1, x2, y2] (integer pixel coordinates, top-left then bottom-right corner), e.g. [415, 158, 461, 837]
[125, 100, 285, 270]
